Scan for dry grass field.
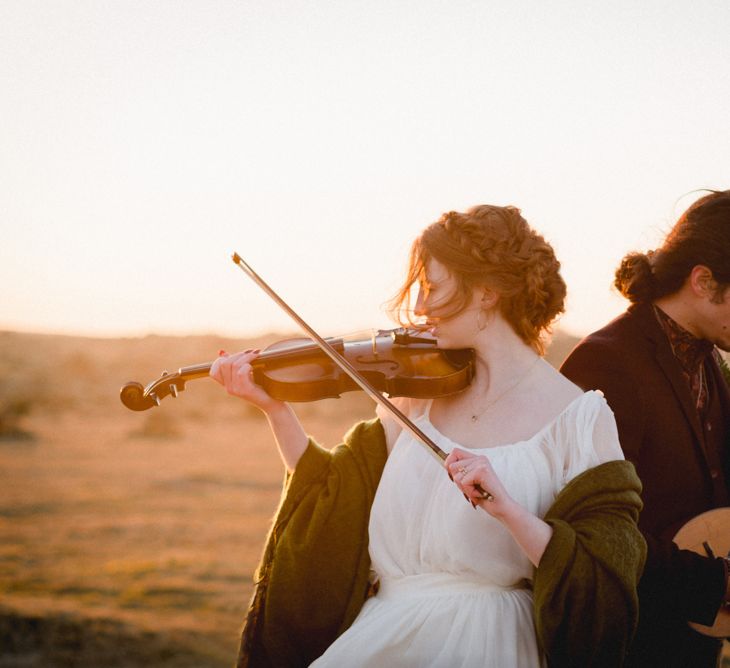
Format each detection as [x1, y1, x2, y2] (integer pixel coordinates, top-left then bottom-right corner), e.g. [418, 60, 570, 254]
[1, 329, 727, 667]
[0, 330, 385, 667]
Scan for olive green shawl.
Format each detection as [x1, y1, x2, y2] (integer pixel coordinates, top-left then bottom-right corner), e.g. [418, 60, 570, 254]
[534, 460, 647, 666]
[237, 419, 645, 668]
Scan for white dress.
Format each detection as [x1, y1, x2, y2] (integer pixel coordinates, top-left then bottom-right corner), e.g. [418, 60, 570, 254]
[311, 390, 624, 668]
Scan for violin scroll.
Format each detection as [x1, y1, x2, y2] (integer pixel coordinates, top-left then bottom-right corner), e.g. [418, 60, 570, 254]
[120, 364, 210, 411]
[120, 381, 154, 411]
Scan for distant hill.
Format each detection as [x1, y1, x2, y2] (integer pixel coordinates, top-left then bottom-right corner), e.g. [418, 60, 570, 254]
[0, 328, 581, 435]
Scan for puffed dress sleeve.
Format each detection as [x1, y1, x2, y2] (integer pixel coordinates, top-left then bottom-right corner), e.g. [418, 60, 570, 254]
[559, 391, 625, 486]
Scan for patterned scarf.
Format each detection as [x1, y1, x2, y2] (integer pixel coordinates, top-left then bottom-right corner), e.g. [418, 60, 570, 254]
[653, 305, 715, 413]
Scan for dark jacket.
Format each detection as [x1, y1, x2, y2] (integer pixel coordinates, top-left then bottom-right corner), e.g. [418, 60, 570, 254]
[237, 418, 646, 668]
[560, 301, 730, 667]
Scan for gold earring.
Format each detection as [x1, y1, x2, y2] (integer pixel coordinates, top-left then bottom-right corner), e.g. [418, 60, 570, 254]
[477, 309, 488, 331]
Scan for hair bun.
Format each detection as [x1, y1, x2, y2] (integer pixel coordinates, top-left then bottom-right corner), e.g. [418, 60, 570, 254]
[614, 252, 656, 303]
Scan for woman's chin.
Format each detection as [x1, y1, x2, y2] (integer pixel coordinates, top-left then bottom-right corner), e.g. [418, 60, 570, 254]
[433, 332, 453, 348]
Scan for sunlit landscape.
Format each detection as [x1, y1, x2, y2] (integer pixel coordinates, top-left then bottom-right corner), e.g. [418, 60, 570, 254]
[2, 332, 729, 665]
[2, 1, 729, 665]
[0, 329, 601, 666]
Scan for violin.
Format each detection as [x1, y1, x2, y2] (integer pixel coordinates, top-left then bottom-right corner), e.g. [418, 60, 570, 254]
[120, 328, 475, 411]
[122, 252, 491, 497]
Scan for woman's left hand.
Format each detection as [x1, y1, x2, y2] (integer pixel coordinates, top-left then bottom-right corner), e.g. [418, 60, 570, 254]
[446, 447, 552, 566]
[445, 447, 514, 517]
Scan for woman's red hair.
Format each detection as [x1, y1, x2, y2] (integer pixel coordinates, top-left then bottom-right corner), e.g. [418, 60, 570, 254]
[389, 205, 566, 355]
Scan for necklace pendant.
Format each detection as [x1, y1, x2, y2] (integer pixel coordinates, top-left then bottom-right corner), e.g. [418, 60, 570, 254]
[471, 414, 478, 422]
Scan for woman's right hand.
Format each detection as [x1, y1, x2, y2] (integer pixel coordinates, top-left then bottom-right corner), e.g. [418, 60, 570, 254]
[210, 349, 286, 414]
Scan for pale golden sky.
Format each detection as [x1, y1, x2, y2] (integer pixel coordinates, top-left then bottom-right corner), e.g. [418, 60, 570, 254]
[1, 1, 729, 339]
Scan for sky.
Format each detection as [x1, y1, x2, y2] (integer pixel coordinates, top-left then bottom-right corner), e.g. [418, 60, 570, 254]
[1, 0, 729, 341]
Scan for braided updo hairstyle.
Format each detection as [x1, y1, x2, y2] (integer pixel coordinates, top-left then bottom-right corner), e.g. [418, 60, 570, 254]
[614, 190, 730, 304]
[391, 204, 566, 354]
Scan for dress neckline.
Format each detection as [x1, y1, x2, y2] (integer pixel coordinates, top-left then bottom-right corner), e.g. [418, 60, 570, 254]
[419, 390, 599, 452]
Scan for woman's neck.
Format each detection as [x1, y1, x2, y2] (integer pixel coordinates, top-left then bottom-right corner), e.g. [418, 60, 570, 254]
[470, 321, 539, 395]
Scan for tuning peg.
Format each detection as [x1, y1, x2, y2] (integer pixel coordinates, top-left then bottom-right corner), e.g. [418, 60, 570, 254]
[149, 392, 161, 407]
[170, 384, 179, 398]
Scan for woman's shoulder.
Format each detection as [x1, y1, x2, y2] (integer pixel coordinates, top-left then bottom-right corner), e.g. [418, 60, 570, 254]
[548, 386, 624, 476]
[546, 383, 615, 435]
[535, 363, 586, 416]
[538, 360, 622, 424]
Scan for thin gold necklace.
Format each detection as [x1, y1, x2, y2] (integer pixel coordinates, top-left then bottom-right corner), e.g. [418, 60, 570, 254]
[470, 356, 541, 422]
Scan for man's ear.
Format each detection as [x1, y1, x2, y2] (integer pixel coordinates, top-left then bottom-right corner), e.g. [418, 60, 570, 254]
[688, 265, 718, 299]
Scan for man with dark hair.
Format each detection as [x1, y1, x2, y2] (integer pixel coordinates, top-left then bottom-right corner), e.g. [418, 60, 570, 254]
[561, 190, 730, 667]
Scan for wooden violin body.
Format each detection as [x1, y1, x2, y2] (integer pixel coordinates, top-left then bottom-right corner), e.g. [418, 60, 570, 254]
[120, 329, 475, 411]
[673, 507, 730, 637]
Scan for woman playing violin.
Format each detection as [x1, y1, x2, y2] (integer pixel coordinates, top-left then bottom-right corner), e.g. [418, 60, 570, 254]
[212, 204, 646, 667]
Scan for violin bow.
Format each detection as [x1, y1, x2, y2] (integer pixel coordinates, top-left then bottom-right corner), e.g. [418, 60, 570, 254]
[232, 252, 450, 463]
